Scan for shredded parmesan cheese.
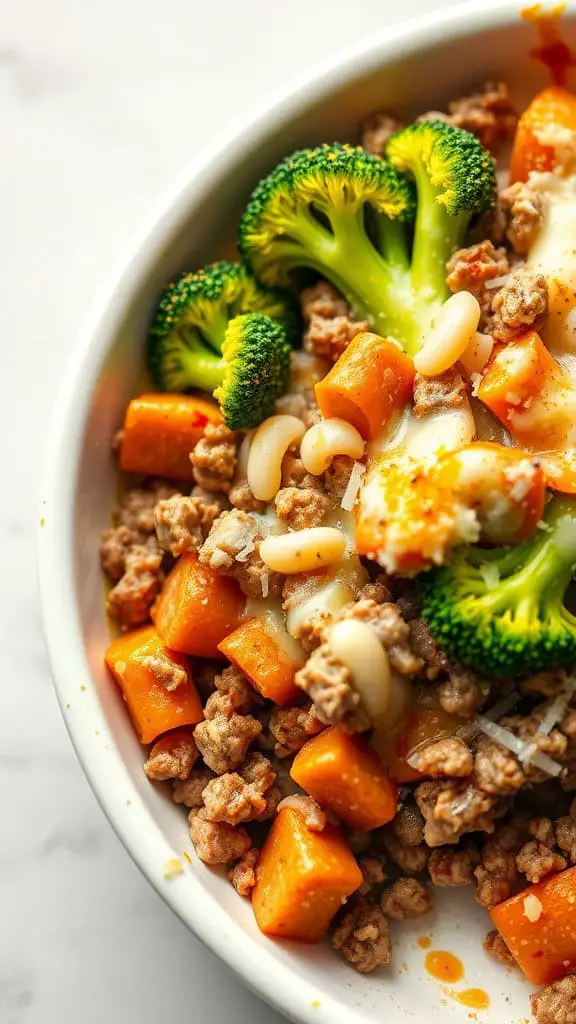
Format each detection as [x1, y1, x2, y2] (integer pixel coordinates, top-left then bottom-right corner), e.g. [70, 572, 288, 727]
[523, 893, 543, 923]
[475, 716, 563, 777]
[340, 460, 365, 512]
[484, 273, 511, 290]
[538, 677, 576, 735]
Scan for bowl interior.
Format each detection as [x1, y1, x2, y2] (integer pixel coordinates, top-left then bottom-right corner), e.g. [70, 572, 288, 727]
[42, 7, 576, 1023]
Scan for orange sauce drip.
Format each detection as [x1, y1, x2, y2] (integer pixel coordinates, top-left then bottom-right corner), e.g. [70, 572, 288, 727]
[424, 950, 464, 984]
[457, 989, 490, 1010]
[418, 936, 432, 949]
[522, 4, 576, 85]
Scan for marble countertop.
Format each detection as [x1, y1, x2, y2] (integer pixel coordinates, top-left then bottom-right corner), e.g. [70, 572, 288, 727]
[2, 1, 448, 1020]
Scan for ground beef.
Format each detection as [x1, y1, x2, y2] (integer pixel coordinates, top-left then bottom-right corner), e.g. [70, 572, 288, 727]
[227, 847, 259, 896]
[300, 280, 369, 362]
[295, 643, 370, 732]
[228, 477, 267, 513]
[190, 423, 240, 493]
[447, 81, 518, 151]
[172, 769, 215, 807]
[516, 841, 567, 884]
[281, 451, 322, 492]
[323, 454, 355, 499]
[193, 685, 262, 775]
[201, 753, 279, 825]
[446, 240, 510, 326]
[412, 368, 468, 417]
[499, 713, 567, 783]
[154, 492, 223, 556]
[531, 974, 576, 1024]
[199, 508, 283, 599]
[113, 481, 178, 536]
[336, 599, 423, 677]
[380, 832, 429, 875]
[139, 651, 188, 692]
[359, 855, 388, 889]
[438, 666, 485, 718]
[561, 709, 576, 742]
[409, 619, 448, 680]
[212, 665, 259, 715]
[499, 180, 544, 253]
[474, 837, 518, 907]
[144, 730, 198, 781]
[332, 898, 392, 973]
[381, 878, 432, 920]
[529, 816, 557, 848]
[268, 703, 325, 758]
[390, 803, 426, 847]
[360, 110, 404, 154]
[490, 269, 548, 342]
[474, 735, 526, 796]
[522, 670, 570, 698]
[274, 486, 330, 530]
[107, 544, 164, 629]
[428, 846, 477, 886]
[411, 737, 473, 778]
[416, 779, 505, 847]
[556, 810, 576, 862]
[188, 808, 252, 865]
[483, 929, 516, 967]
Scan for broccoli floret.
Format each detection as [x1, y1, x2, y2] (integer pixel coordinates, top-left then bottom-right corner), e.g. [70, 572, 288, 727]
[214, 313, 291, 429]
[238, 130, 495, 354]
[420, 496, 576, 677]
[147, 261, 296, 428]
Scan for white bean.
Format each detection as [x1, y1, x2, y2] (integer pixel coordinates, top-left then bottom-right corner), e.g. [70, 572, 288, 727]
[328, 619, 411, 730]
[247, 415, 305, 502]
[300, 418, 365, 475]
[459, 331, 494, 377]
[414, 292, 481, 376]
[259, 527, 345, 574]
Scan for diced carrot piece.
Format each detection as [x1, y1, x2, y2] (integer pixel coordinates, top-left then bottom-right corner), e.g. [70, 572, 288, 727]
[154, 554, 244, 657]
[315, 332, 414, 440]
[252, 807, 362, 942]
[510, 86, 576, 183]
[478, 332, 576, 493]
[119, 393, 221, 479]
[218, 615, 304, 705]
[374, 703, 466, 784]
[491, 866, 576, 985]
[291, 727, 397, 830]
[105, 625, 203, 744]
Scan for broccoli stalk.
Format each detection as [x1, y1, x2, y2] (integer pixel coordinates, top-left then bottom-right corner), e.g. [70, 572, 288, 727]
[420, 495, 576, 677]
[239, 128, 496, 355]
[147, 261, 296, 429]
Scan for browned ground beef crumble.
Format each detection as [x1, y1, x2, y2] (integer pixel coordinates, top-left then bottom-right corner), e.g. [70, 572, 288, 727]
[98, 81, 576, 1024]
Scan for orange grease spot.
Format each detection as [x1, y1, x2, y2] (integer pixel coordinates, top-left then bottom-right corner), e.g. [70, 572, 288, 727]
[522, 4, 576, 85]
[424, 950, 464, 984]
[457, 989, 490, 1011]
[418, 936, 432, 949]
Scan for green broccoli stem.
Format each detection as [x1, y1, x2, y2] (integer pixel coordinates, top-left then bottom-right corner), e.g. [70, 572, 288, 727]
[176, 336, 225, 392]
[478, 496, 576, 614]
[407, 165, 468, 341]
[193, 307, 230, 355]
[286, 207, 421, 351]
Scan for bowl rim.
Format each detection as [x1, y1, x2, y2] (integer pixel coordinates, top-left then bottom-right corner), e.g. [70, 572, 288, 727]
[37, 2, 547, 1020]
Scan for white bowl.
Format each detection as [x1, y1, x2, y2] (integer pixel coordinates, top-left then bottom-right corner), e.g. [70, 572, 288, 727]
[38, 3, 574, 1020]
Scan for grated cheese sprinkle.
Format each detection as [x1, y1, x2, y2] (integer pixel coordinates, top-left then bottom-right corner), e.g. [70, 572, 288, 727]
[341, 461, 365, 512]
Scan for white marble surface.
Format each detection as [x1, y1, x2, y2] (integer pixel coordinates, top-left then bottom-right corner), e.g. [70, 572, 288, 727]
[0, 1, 452, 1021]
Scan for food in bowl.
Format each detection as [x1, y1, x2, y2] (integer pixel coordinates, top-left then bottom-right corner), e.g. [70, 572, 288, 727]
[100, 79, 576, 1023]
